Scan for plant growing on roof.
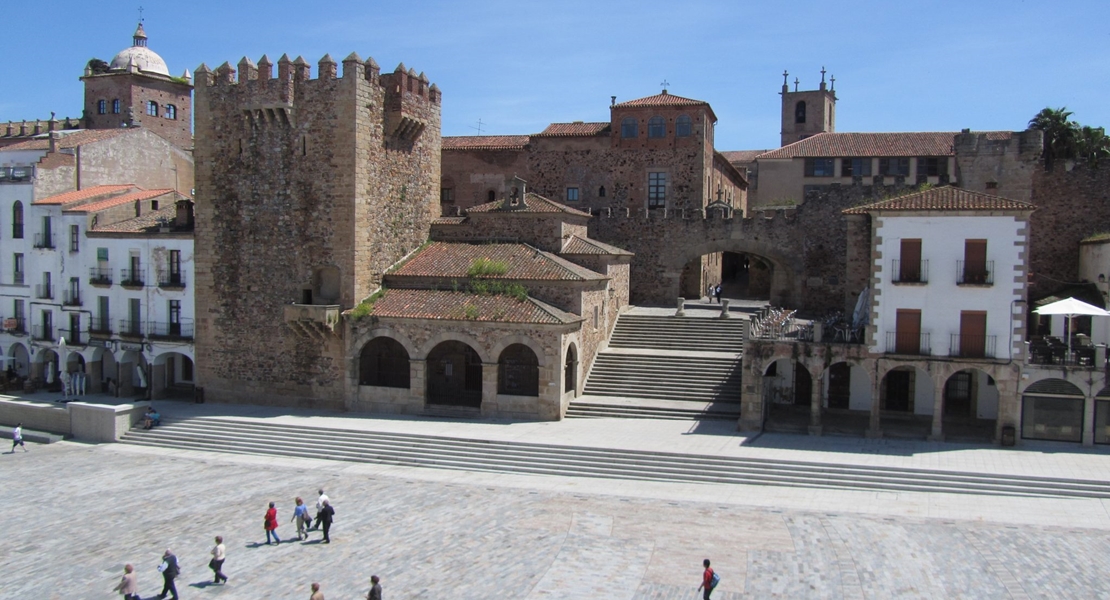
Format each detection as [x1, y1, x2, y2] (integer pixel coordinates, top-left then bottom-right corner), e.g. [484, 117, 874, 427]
[349, 287, 387, 320]
[467, 257, 509, 278]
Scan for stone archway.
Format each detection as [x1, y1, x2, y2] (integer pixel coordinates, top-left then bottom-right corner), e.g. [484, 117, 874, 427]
[564, 343, 578, 398]
[664, 239, 803, 307]
[426, 340, 483, 407]
[152, 352, 195, 399]
[1021, 378, 1085, 443]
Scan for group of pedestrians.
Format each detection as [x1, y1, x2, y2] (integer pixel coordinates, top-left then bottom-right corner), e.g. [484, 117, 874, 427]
[307, 576, 383, 600]
[112, 548, 190, 600]
[266, 489, 335, 544]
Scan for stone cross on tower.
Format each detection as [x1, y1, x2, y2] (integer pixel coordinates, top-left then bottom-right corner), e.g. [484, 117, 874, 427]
[660, 79, 670, 93]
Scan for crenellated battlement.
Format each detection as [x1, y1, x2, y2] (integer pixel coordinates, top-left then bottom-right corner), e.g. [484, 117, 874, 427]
[593, 206, 796, 224]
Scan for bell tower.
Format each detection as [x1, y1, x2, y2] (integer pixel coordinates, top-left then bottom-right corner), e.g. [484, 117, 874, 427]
[779, 67, 837, 147]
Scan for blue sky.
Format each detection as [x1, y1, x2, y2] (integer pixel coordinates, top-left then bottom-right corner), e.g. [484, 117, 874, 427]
[1, 0, 1106, 150]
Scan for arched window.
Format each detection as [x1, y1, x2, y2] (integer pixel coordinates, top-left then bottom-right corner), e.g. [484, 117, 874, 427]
[359, 337, 410, 388]
[564, 344, 577, 396]
[97, 100, 107, 115]
[147, 101, 159, 117]
[795, 101, 806, 124]
[648, 116, 665, 138]
[112, 99, 121, 114]
[487, 190, 496, 202]
[598, 186, 606, 197]
[427, 340, 482, 406]
[12, 201, 23, 239]
[621, 117, 638, 139]
[165, 104, 177, 120]
[498, 343, 539, 396]
[675, 115, 692, 137]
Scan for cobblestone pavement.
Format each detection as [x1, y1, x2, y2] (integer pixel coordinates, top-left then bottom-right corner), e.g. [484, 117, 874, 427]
[6, 442, 1110, 599]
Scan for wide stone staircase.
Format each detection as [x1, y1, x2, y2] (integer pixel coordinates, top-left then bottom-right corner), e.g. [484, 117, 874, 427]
[119, 417, 1110, 499]
[570, 313, 745, 419]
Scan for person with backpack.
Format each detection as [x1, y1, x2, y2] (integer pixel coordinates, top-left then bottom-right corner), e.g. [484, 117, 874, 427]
[698, 558, 719, 599]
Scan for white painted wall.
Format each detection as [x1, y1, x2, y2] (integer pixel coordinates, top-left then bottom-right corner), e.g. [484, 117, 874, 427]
[871, 214, 1024, 359]
[848, 364, 871, 411]
[913, 371, 935, 416]
[976, 370, 999, 419]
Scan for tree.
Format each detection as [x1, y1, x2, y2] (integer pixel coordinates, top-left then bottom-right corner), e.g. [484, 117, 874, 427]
[1028, 107, 1079, 164]
[1077, 126, 1110, 164]
[86, 58, 110, 75]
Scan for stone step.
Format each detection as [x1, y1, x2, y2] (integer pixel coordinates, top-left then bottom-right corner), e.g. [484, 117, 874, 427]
[565, 403, 740, 421]
[118, 417, 1110, 499]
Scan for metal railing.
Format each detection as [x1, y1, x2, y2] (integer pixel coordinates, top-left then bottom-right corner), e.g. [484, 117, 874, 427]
[148, 319, 194, 339]
[885, 331, 931, 355]
[32, 324, 53, 341]
[949, 334, 997, 358]
[157, 270, 186, 288]
[957, 260, 994, 285]
[3, 317, 25, 334]
[62, 289, 81, 306]
[118, 319, 144, 337]
[89, 318, 112, 335]
[89, 267, 112, 285]
[59, 328, 83, 345]
[120, 268, 145, 287]
[891, 259, 928, 284]
[12, 272, 24, 285]
[35, 284, 53, 299]
[32, 232, 55, 249]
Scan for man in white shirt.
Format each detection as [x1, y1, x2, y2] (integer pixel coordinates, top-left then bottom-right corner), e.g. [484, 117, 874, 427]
[311, 489, 329, 531]
[11, 422, 26, 452]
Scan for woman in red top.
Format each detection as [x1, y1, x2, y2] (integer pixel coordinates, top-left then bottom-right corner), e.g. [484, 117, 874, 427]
[264, 501, 281, 545]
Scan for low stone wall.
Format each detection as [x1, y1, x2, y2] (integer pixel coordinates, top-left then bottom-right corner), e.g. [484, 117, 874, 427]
[350, 385, 422, 415]
[0, 399, 71, 436]
[0, 398, 151, 442]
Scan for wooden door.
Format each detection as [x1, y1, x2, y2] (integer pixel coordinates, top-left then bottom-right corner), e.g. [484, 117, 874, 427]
[900, 239, 922, 282]
[964, 239, 987, 283]
[960, 311, 987, 358]
[827, 363, 851, 409]
[896, 309, 922, 354]
[885, 369, 912, 412]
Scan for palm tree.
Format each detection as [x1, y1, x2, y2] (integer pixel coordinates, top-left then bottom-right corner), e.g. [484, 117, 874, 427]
[1029, 107, 1079, 165]
[1077, 126, 1110, 165]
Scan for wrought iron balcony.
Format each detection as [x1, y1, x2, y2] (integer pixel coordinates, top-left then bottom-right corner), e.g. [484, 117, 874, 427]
[89, 318, 112, 335]
[32, 324, 54, 341]
[35, 284, 53, 300]
[957, 260, 994, 285]
[33, 232, 55, 249]
[62, 289, 82, 306]
[59, 328, 84, 346]
[949, 334, 997, 358]
[891, 259, 928, 284]
[148, 319, 194, 340]
[120, 268, 145, 287]
[89, 267, 112, 286]
[118, 319, 144, 337]
[157, 270, 186, 289]
[884, 331, 931, 355]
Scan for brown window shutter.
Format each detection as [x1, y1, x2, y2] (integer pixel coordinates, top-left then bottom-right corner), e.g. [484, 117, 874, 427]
[960, 311, 987, 357]
[964, 239, 987, 283]
[900, 239, 922, 282]
[896, 309, 922, 354]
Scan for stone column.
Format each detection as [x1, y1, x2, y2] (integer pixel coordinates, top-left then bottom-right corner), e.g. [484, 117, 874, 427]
[481, 362, 498, 417]
[808, 365, 823, 436]
[867, 363, 882, 438]
[410, 358, 427, 411]
[1083, 392, 1096, 447]
[928, 373, 945, 442]
[739, 358, 765, 432]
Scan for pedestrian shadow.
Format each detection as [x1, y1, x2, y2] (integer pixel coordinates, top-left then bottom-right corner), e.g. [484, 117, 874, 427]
[301, 538, 326, 545]
[188, 580, 220, 589]
[244, 541, 279, 549]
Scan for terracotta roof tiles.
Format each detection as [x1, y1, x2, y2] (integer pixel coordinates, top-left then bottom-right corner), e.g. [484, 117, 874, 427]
[442, 135, 530, 151]
[390, 242, 605, 281]
[89, 205, 184, 234]
[67, 189, 174, 214]
[467, 192, 592, 217]
[369, 289, 580, 324]
[561, 235, 633, 256]
[842, 186, 1035, 214]
[613, 91, 708, 108]
[34, 184, 135, 205]
[757, 131, 1014, 160]
[720, 150, 768, 163]
[535, 122, 610, 137]
[1, 128, 131, 152]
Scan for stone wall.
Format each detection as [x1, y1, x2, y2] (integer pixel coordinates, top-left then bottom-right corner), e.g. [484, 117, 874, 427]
[82, 73, 194, 150]
[77, 129, 194, 196]
[441, 148, 528, 212]
[954, 130, 1042, 202]
[431, 213, 588, 255]
[193, 54, 441, 408]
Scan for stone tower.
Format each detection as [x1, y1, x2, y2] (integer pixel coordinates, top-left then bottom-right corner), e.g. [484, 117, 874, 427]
[779, 68, 836, 147]
[81, 22, 194, 149]
[192, 53, 441, 408]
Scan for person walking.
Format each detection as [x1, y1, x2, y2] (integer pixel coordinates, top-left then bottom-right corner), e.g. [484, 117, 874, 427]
[292, 497, 310, 541]
[310, 489, 329, 531]
[210, 535, 228, 584]
[714, 284, 722, 304]
[309, 582, 325, 600]
[698, 558, 718, 600]
[366, 575, 383, 600]
[11, 422, 27, 452]
[112, 563, 139, 600]
[318, 499, 335, 544]
[264, 501, 281, 544]
[157, 549, 180, 600]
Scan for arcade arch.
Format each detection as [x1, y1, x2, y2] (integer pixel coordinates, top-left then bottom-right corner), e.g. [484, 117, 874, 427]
[668, 240, 801, 306]
[359, 337, 410, 388]
[426, 340, 482, 407]
[152, 352, 195, 398]
[1021, 378, 1085, 443]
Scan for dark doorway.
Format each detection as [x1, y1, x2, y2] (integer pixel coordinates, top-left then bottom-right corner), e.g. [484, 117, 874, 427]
[793, 365, 812, 406]
[827, 363, 851, 409]
[944, 371, 973, 418]
[885, 369, 912, 412]
[564, 344, 577, 396]
[426, 341, 482, 407]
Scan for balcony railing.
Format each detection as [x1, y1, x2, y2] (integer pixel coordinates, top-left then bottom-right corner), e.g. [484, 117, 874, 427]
[59, 328, 83, 346]
[89, 318, 112, 335]
[949, 334, 997, 358]
[35, 284, 53, 300]
[33, 232, 55, 249]
[158, 270, 186, 289]
[1026, 339, 1101, 367]
[3, 317, 25, 334]
[62, 289, 81, 306]
[32, 325, 54, 341]
[12, 272, 24, 286]
[89, 267, 112, 286]
[120, 268, 145, 287]
[885, 331, 931, 355]
[148, 319, 194, 340]
[957, 260, 994, 285]
[891, 259, 929, 284]
[118, 319, 144, 337]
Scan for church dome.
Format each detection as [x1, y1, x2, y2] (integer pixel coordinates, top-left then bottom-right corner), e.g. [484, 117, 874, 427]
[108, 23, 170, 77]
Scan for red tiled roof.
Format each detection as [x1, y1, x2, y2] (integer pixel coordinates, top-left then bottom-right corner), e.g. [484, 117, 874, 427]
[65, 189, 174, 213]
[757, 131, 1014, 160]
[535, 122, 610, 137]
[614, 91, 708, 109]
[2, 128, 131, 152]
[442, 135, 530, 151]
[720, 150, 767, 163]
[390, 242, 605, 281]
[34, 184, 135, 205]
[467, 192, 592, 217]
[431, 216, 467, 225]
[369, 289, 579, 324]
[37, 151, 76, 169]
[561, 235, 633, 256]
[89, 205, 186, 234]
[842, 186, 1035, 214]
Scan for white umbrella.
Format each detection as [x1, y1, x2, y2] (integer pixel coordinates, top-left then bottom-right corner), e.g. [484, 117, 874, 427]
[57, 337, 68, 397]
[1034, 297, 1110, 361]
